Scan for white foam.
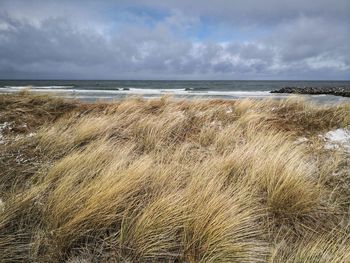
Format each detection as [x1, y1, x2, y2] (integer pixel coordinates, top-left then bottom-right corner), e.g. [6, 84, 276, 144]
[207, 90, 271, 96]
[4, 85, 74, 89]
[119, 89, 283, 98]
[0, 86, 291, 99]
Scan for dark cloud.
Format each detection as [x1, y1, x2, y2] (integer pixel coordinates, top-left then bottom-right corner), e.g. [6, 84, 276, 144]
[0, 0, 349, 79]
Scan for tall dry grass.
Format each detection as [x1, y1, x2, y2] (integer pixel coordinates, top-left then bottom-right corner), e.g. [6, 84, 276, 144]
[0, 92, 350, 262]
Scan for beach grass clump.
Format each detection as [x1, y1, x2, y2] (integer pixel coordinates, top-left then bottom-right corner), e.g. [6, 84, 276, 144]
[270, 230, 350, 263]
[0, 92, 350, 262]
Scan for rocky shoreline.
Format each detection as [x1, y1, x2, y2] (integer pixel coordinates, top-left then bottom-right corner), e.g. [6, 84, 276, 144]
[271, 87, 350, 97]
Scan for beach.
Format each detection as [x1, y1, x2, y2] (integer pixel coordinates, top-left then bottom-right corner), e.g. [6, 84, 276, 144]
[1, 91, 350, 262]
[1, 0, 350, 260]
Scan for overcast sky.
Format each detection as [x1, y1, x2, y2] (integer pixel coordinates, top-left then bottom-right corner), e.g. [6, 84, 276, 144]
[0, 0, 349, 80]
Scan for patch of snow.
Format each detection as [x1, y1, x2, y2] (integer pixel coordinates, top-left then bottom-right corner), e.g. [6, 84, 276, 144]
[0, 121, 35, 144]
[15, 154, 30, 164]
[209, 120, 223, 129]
[324, 143, 340, 151]
[295, 137, 309, 144]
[0, 198, 4, 212]
[323, 128, 350, 152]
[14, 132, 36, 141]
[0, 122, 11, 144]
[0, 122, 11, 130]
[325, 129, 350, 143]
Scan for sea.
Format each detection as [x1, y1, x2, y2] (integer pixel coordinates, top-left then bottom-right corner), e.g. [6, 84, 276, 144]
[1, 80, 350, 103]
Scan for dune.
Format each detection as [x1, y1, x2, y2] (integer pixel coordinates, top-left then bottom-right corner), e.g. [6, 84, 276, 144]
[1, 91, 350, 262]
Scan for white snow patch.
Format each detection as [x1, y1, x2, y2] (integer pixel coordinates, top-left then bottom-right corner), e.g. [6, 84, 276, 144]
[15, 154, 28, 164]
[209, 120, 223, 129]
[325, 129, 350, 143]
[0, 122, 11, 129]
[0, 122, 35, 144]
[323, 128, 350, 152]
[295, 137, 309, 144]
[14, 132, 36, 142]
[0, 122, 11, 144]
[0, 199, 4, 212]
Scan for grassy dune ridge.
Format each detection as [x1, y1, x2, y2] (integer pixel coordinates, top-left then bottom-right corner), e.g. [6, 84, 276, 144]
[1, 92, 350, 262]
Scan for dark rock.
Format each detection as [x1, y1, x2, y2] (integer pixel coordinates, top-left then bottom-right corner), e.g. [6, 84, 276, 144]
[270, 86, 350, 97]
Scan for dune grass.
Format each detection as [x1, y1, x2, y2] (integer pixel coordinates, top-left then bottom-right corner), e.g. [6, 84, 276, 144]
[0, 92, 350, 262]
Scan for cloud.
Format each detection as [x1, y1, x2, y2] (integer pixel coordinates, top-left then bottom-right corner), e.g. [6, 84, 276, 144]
[137, 0, 350, 27]
[0, 0, 349, 79]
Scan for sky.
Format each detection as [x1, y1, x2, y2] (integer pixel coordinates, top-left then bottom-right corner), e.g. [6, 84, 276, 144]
[0, 0, 349, 80]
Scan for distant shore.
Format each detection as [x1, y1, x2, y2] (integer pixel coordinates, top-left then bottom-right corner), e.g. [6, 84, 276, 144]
[271, 86, 350, 97]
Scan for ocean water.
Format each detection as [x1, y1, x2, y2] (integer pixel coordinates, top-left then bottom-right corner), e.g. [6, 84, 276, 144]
[1, 80, 350, 103]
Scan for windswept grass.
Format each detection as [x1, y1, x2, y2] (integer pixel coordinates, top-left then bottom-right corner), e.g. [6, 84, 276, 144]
[0, 92, 350, 262]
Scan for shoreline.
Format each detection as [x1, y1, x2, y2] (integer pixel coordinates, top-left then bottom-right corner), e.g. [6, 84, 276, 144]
[1, 87, 350, 105]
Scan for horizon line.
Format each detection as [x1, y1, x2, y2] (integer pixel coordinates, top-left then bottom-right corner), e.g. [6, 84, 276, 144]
[1, 79, 350, 82]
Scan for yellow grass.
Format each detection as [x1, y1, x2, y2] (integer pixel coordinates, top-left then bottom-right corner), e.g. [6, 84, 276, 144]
[0, 92, 350, 262]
